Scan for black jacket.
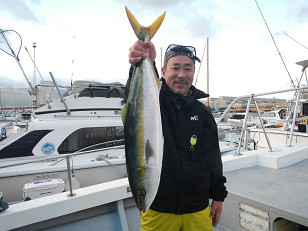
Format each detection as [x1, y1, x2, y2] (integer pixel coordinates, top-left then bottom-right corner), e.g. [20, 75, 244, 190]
[126, 64, 228, 214]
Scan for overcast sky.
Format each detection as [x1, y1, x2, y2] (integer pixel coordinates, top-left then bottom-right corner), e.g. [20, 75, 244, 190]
[0, 0, 307, 99]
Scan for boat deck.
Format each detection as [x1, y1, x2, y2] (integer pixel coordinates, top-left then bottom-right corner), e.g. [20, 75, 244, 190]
[221, 158, 308, 229]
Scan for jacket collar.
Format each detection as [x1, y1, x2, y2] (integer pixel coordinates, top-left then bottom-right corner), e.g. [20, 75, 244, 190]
[161, 78, 209, 107]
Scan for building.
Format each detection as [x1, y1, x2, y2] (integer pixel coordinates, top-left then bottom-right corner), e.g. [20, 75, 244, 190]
[204, 96, 288, 113]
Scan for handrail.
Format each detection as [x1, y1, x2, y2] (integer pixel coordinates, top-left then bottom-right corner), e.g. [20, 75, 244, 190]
[49, 72, 71, 115]
[236, 86, 308, 98]
[288, 88, 301, 147]
[254, 98, 273, 152]
[0, 145, 124, 169]
[217, 86, 307, 154]
[0, 144, 125, 198]
[217, 86, 308, 125]
[236, 95, 253, 155]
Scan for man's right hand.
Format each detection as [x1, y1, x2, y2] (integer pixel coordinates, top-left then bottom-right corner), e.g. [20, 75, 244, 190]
[129, 40, 156, 66]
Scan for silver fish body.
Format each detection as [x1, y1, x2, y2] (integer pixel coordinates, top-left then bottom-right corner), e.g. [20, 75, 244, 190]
[122, 7, 165, 212]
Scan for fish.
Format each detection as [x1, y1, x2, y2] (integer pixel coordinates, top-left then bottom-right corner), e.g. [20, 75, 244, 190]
[122, 6, 166, 212]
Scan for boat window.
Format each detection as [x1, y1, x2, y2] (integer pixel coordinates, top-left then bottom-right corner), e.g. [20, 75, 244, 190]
[57, 126, 124, 154]
[230, 114, 245, 119]
[262, 112, 275, 117]
[21, 113, 31, 120]
[303, 103, 308, 116]
[78, 87, 125, 98]
[0, 130, 53, 159]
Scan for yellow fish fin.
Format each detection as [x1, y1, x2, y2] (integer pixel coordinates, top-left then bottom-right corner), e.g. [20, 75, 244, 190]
[125, 6, 143, 40]
[125, 6, 166, 41]
[149, 11, 166, 40]
[121, 104, 128, 125]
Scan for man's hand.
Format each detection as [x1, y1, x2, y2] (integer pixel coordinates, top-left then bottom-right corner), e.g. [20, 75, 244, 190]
[210, 200, 222, 227]
[129, 40, 156, 66]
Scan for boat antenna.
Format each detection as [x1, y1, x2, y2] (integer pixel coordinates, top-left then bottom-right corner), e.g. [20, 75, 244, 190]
[71, 35, 76, 87]
[284, 32, 308, 51]
[24, 46, 44, 81]
[254, 0, 295, 88]
[194, 38, 207, 86]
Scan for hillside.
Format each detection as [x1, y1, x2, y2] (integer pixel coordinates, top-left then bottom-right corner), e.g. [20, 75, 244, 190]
[0, 88, 32, 107]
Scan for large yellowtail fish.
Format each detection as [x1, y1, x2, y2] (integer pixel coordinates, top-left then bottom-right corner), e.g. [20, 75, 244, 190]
[122, 6, 165, 212]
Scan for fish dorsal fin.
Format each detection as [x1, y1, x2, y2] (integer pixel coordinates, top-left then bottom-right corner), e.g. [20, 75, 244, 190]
[145, 139, 154, 164]
[125, 6, 166, 41]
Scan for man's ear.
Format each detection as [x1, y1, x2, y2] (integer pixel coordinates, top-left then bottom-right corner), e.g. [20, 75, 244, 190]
[161, 67, 166, 77]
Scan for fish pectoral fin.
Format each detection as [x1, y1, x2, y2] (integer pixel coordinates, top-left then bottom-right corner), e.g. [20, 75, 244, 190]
[145, 140, 154, 165]
[121, 104, 128, 125]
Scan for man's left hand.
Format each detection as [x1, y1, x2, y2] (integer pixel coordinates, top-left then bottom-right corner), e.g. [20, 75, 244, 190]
[210, 200, 222, 227]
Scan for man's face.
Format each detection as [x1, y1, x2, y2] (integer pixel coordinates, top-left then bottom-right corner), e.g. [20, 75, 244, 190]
[162, 56, 195, 96]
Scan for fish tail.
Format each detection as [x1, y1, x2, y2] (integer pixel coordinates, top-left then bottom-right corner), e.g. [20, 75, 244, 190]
[148, 11, 166, 40]
[125, 6, 166, 41]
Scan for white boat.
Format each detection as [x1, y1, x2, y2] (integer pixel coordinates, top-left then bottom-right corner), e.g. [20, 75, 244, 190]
[227, 112, 256, 128]
[0, 81, 128, 203]
[1, 105, 307, 230]
[1, 55, 308, 229]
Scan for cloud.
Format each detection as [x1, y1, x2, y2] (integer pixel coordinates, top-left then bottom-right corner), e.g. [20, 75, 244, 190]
[117, 0, 195, 11]
[117, 0, 219, 38]
[287, 0, 308, 23]
[0, 87, 32, 107]
[0, 0, 40, 23]
[184, 13, 218, 38]
[297, 4, 308, 22]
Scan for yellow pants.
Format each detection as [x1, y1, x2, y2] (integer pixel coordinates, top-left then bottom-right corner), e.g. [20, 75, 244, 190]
[140, 206, 213, 231]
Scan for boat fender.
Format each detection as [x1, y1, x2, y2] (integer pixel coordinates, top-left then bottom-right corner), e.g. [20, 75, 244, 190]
[0, 192, 9, 212]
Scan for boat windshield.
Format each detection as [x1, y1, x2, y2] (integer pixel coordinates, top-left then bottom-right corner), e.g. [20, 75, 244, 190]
[63, 81, 125, 98]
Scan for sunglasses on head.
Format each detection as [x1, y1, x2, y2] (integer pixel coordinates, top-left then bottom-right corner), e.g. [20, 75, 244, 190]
[166, 44, 196, 56]
[165, 44, 200, 62]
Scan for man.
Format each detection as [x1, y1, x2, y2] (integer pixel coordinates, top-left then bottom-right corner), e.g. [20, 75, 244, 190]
[127, 40, 228, 231]
[1, 126, 7, 141]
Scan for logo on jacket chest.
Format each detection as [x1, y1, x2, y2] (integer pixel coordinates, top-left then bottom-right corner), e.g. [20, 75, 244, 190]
[190, 115, 199, 121]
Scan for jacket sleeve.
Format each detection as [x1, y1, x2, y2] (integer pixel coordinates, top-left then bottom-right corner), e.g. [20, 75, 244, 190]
[124, 61, 159, 103]
[207, 114, 228, 201]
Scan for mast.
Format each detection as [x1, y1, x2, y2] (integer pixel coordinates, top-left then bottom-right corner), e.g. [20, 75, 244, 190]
[0, 88, 2, 112]
[160, 47, 163, 77]
[33, 42, 37, 108]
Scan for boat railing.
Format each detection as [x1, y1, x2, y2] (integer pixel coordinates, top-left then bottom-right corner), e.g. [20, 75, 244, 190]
[49, 72, 71, 115]
[217, 86, 308, 155]
[0, 143, 125, 198]
[0, 140, 129, 228]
